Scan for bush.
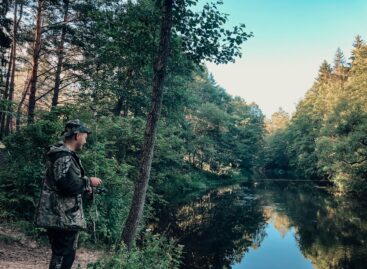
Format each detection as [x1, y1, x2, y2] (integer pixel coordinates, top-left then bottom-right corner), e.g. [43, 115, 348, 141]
[88, 233, 182, 269]
[0, 118, 63, 220]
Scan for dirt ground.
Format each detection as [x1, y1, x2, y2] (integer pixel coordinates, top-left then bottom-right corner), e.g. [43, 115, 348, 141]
[0, 225, 102, 269]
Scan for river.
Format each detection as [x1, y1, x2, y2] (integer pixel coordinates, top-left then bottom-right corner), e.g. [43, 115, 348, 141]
[153, 181, 367, 269]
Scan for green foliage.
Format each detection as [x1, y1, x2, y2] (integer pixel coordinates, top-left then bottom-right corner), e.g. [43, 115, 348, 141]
[265, 107, 289, 134]
[263, 36, 367, 197]
[174, 0, 253, 64]
[88, 233, 183, 269]
[80, 116, 140, 245]
[262, 129, 292, 178]
[316, 101, 367, 195]
[73, 0, 161, 116]
[148, 68, 265, 198]
[0, 110, 137, 245]
[286, 113, 321, 179]
[172, 71, 265, 178]
[0, 116, 63, 219]
[0, 67, 265, 248]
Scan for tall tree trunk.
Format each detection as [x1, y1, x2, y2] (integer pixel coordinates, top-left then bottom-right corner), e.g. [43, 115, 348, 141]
[51, 0, 69, 108]
[16, 76, 31, 131]
[2, 47, 12, 101]
[5, 2, 22, 135]
[27, 0, 44, 124]
[120, 0, 173, 250]
[0, 45, 13, 139]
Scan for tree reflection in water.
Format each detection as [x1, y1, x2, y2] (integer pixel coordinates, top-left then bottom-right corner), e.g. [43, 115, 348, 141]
[256, 182, 367, 269]
[153, 185, 267, 269]
[153, 182, 367, 269]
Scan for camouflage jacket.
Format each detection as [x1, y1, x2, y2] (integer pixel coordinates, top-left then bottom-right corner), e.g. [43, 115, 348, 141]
[34, 142, 91, 230]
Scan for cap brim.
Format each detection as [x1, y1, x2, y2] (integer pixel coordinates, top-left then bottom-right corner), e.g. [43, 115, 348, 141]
[81, 126, 92, 134]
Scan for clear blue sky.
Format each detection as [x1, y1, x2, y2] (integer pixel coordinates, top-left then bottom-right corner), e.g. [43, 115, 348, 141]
[202, 0, 367, 117]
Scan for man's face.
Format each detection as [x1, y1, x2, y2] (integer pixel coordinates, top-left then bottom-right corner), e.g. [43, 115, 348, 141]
[75, 133, 88, 151]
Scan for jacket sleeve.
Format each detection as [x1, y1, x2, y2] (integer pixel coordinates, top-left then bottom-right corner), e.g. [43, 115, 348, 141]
[53, 155, 91, 196]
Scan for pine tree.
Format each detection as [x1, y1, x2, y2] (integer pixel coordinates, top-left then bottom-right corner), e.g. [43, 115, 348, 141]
[333, 47, 345, 70]
[316, 60, 332, 83]
[350, 35, 365, 63]
[51, 0, 70, 108]
[333, 47, 348, 83]
[27, 0, 45, 124]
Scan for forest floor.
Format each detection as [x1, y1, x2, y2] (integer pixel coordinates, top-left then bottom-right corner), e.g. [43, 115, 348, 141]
[0, 224, 102, 269]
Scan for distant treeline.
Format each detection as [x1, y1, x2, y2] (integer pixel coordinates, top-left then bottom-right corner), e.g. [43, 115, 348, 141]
[263, 35, 367, 197]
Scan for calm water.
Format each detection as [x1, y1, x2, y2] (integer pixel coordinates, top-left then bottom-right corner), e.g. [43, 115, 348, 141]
[153, 182, 367, 269]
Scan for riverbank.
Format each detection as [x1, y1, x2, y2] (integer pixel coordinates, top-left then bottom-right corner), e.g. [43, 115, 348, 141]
[0, 223, 102, 269]
[156, 169, 252, 202]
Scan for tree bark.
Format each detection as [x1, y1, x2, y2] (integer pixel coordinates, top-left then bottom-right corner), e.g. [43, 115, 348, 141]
[2, 45, 12, 102]
[27, 0, 44, 124]
[0, 46, 12, 139]
[51, 0, 69, 108]
[120, 0, 173, 250]
[16, 77, 31, 131]
[5, 2, 23, 135]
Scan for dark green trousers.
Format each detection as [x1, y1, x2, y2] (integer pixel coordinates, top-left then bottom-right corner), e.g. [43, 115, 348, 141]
[47, 228, 79, 269]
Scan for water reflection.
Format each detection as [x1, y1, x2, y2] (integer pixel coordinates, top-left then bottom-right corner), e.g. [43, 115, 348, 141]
[260, 183, 367, 269]
[233, 224, 314, 269]
[153, 182, 367, 269]
[154, 185, 267, 269]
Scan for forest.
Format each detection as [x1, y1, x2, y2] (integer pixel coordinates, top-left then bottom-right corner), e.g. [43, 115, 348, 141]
[263, 35, 367, 197]
[0, 0, 366, 268]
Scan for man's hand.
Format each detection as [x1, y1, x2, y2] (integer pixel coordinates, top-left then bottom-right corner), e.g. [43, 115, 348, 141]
[90, 177, 102, 187]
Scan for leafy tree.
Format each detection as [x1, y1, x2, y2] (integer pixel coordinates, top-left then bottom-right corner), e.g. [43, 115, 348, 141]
[121, 0, 253, 249]
[265, 107, 289, 134]
[262, 129, 291, 178]
[317, 101, 367, 195]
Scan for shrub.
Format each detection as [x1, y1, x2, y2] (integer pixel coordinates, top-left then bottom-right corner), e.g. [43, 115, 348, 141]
[88, 233, 182, 269]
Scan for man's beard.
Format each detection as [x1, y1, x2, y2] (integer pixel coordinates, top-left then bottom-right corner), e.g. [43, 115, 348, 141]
[75, 142, 83, 151]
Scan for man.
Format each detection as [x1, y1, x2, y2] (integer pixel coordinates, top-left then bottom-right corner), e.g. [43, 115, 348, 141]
[35, 119, 102, 269]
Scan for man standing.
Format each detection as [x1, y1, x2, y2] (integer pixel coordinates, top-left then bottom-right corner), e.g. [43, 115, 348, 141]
[35, 119, 102, 269]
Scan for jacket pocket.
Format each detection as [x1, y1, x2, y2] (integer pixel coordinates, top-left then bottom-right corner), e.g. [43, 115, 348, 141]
[64, 196, 80, 214]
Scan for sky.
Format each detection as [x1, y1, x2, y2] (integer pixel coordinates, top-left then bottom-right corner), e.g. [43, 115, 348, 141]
[202, 0, 367, 117]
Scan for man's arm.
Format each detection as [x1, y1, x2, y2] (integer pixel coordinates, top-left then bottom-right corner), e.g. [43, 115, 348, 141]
[53, 155, 91, 196]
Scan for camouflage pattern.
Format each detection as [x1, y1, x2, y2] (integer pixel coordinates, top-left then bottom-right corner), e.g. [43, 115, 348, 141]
[61, 119, 91, 138]
[35, 142, 91, 230]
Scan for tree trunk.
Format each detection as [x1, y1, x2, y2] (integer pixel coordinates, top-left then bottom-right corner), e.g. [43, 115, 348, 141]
[27, 0, 44, 124]
[0, 47, 12, 139]
[51, 0, 69, 108]
[120, 0, 173, 250]
[5, 2, 22, 135]
[16, 77, 31, 131]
